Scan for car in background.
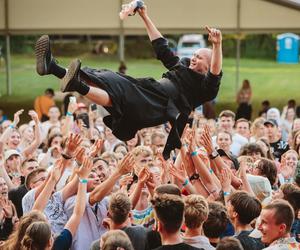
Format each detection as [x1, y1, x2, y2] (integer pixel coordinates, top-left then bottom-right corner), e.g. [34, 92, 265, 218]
[177, 34, 206, 59]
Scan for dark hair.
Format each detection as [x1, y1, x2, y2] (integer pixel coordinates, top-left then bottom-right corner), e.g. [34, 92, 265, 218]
[21, 221, 51, 250]
[264, 200, 295, 233]
[228, 191, 262, 225]
[109, 192, 131, 224]
[257, 137, 275, 160]
[151, 194, 184, 234]
[280, 183, 300, 216]
[47, 133, 63, 148]
[239, 143, 265, 158]
[113, 142, 128, 153]
[45, 88, 54, 96]
[203, 202, 229, 238]
[216, 237, 244, 250]
[155, 184, 182, 196]
[25, 168, 47, 190]
[256, 158, 277, 186]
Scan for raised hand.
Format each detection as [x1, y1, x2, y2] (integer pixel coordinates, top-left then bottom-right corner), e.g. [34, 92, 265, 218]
[169, 163, 186, 184]
[117, 153, 135, 175]
[67, 101, 77, 115]
[205, 26, 222, 45]
[75, 147, 86, 165]
[65, 134, 83, 157]
[28, 110, 39, 123]
[119, 174, 134, 189]
[89, 139, 104, 158]
[138, 167, 150, 184]
[200, 125, 214, 155]
[76, 157, 93, 180]
[12, 109, 24, 126]
[218, 167, 231, 191]
[50, 159, 65, 182]
[0, 198, 14, 218]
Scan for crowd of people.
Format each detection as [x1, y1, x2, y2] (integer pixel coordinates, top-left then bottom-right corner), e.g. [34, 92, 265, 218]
[0, 93, 299, 250]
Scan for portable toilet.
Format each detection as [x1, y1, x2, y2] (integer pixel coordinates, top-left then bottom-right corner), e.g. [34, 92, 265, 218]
[277, 33, 299, 64]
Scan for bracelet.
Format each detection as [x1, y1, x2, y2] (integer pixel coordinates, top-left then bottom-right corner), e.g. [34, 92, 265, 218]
[223, 191, 231, 197]
[209, 168, 214, 174]
[79, 178, 88, 184]
[66, 111, 73, 117]
[182, 179, 189, 187]
[191, 151, 198, 157]
[9, 124, 14, 129]
[61, 153, 72, 160]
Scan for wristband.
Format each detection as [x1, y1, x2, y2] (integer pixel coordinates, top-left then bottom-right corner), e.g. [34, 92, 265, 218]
[209, 168, 214, 174]
[79, 178, 88, 184]
[223, 191, 230, 197]
[66, 111, 73, 117]
[191, 151, 198, 157]
[9, 124, 15, 129]
[182, 179, 189, 187]
[61, 153, 72, 160]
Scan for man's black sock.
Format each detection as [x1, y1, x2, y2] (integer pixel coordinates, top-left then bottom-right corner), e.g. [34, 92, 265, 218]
[49, 61, 66, 79]
[77, 81, 90, 96]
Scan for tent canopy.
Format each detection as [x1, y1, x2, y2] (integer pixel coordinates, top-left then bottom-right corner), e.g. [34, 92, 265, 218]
[1, 0, 300, 35]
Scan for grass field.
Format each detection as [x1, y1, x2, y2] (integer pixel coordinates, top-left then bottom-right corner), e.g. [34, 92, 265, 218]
[0, 54, 299, 120]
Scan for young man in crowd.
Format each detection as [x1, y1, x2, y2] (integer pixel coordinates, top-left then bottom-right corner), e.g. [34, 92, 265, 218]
[264, 119, 289, 161]
[227, 191, 264, 250]
[203, 202, 230, 247]
[90, 191, 149, 250]
[182, 194, 215, 250]
[235, 118, 251, 140]
[213, 110, 248, 155]
[8, 159, 40, 217]
[151, 193, 202, 250]
[258, 200, 300, 249]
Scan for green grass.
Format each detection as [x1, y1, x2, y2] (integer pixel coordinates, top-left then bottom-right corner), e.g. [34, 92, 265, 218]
[0, 54, 299, 120]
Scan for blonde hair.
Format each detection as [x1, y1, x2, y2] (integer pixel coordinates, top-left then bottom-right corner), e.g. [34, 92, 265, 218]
[132, 145, 153, 158]
[184, 194, 209, 229]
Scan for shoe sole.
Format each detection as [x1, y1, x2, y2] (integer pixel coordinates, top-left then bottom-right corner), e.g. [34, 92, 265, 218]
[60, 59, 80, 92]
[35, 35, 50, 76]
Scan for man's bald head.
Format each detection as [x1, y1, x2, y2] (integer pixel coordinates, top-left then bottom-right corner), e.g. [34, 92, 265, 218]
[189, 48, 212, 74]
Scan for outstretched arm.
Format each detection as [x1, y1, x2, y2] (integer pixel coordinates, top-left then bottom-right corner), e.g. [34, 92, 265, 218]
[206, 26, 222, 75]
[137, 6, 162, 41]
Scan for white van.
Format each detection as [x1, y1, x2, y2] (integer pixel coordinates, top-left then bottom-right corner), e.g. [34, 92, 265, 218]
[177, 34, 206, 59]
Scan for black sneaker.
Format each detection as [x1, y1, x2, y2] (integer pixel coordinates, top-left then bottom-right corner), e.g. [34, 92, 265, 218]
[35, 35, 53, 76]
[60, 59, 81, 93]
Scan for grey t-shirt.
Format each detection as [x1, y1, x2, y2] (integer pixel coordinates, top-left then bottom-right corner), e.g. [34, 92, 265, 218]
[90, 225, 149, 250]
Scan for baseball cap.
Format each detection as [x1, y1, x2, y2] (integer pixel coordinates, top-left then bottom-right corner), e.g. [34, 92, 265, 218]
[217, 149, 239, 170]
[4, 149, 21, 161]
[264, 119, 278, 127]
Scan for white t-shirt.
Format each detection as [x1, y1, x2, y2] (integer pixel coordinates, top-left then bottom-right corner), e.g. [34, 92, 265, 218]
[64, 194, 109, 250]
[22, 189, 68, 234]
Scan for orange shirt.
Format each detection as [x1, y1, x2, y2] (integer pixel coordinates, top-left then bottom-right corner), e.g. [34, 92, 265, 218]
[34, 95, 55, 120]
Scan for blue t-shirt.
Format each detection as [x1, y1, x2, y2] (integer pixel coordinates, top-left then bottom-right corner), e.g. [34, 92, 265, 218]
[53, 229, 72, 250]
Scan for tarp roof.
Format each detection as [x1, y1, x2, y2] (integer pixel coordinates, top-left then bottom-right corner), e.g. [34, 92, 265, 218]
[1, 0, 300, 35]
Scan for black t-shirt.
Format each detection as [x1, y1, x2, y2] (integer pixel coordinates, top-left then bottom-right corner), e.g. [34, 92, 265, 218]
[235, 230, 265, 250]
[270, 139, 289, 161]
[8, 184, 28, 217]
[153, 242, 203, 250]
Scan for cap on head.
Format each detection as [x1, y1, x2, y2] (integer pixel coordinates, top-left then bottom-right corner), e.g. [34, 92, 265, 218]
[264, 119, 278, 127]
[4, 149, 21, 161]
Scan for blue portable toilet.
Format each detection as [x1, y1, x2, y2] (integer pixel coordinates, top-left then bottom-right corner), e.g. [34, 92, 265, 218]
[277, 33, 299, 64]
